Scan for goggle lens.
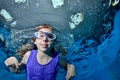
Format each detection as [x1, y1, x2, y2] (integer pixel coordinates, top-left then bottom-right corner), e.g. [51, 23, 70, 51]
[34, 31, 56, 40]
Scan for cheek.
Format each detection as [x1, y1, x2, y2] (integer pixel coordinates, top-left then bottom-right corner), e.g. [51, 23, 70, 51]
[34, 39, 41, 45]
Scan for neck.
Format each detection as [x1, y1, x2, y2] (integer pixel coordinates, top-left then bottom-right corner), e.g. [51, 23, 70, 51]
[37, 50, 52, 58]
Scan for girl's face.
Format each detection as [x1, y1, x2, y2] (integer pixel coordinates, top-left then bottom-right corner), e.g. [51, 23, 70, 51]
[34, 27, 55, 52]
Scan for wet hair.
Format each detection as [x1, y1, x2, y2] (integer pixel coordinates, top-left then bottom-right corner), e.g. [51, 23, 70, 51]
[17, 44, 33, 58]
[36, 24, 55, 32]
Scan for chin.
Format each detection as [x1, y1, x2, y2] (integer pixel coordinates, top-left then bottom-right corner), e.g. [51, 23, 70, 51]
[38, 46, 51, 52]
[40, 48, 48, 52]
[40, 48, 47, 52]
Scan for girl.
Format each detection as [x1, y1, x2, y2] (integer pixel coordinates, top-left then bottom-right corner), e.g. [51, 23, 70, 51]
[5, 24, 76, 80]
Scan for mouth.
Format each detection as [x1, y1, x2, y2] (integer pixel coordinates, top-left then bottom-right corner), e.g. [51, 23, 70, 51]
[41, 44, 49, 48]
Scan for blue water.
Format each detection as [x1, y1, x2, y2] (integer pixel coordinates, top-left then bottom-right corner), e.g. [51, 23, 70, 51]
[0, 0, 120, 80]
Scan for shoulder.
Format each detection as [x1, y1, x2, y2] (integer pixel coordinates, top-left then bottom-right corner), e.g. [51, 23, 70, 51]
[24, 51, 31, 56]
[20, 51, 31, 65]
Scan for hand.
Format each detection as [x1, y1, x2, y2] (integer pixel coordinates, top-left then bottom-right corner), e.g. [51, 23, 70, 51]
[66, 64, 76, 80]
[4, 57, 20, 69]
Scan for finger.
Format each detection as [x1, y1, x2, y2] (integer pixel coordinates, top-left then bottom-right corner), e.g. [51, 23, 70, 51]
[4, 60, 9, 66]
[19, 62, 22, 66]
[4, 57, 13, 66]
[5, 60, 12, 66]
[15, 62, 19, 69]
[70, 71, 75, 77]
[66, 73, 71, 80]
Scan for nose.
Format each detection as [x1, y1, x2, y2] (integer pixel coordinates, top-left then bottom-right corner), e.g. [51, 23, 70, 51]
[42, 35, 49, 41]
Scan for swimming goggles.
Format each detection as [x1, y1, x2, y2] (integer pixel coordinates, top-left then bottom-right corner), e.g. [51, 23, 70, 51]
[34, 31, 56, 40]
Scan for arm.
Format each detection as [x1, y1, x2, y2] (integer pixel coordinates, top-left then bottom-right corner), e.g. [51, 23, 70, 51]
[58, 45, 76, 80]
[59, 58, 76, 80]
[4, 51, 31, 73]
[66, 63, 76, 80]
[20, 51, 31, 65]
[4, 56, 21, 73]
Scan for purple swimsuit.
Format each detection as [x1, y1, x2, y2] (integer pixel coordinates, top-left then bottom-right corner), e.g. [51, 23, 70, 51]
[26, 50, 59, 80]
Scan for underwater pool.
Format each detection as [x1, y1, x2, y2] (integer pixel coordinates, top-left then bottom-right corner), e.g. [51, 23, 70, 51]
[0, 0, 120, 80]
